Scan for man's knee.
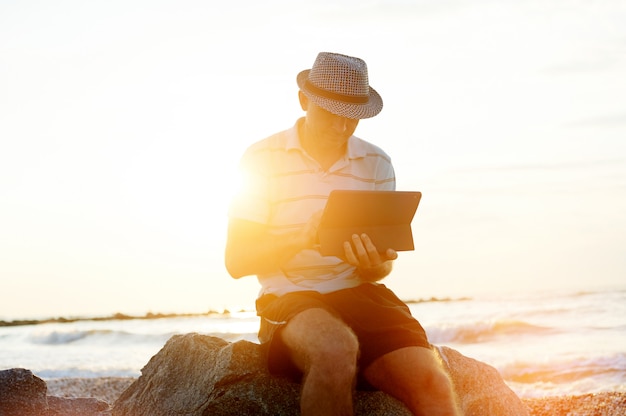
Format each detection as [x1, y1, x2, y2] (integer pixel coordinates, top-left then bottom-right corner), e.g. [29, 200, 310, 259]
[282, 308, 359, 375]
[309, 328, 359, 372]
[408, 351, 455, 396]
[306, 329, 359, 391]
[422, 366, 455, 395]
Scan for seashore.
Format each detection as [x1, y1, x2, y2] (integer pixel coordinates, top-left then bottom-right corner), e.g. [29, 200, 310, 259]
[46, 377, 625, 416]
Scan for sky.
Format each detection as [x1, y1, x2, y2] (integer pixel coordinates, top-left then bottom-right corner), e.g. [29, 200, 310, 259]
[1, 0, 625, 319]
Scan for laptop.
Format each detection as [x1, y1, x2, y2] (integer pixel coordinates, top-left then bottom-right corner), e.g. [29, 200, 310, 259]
[318, 190, 422, 257]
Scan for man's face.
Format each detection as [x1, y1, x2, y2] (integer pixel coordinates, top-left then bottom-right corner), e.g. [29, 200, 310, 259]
[305, 102, 359, 148]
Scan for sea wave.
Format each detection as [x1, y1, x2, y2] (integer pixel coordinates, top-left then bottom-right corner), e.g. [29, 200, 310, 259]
[26, 329, 258, 346]
[28, 329, 172, 346]
[426, 319, 555, 344]
[502, 352, 626, 385]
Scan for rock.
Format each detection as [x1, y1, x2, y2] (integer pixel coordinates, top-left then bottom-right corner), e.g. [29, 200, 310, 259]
[112, 334, 411, 415]
[0, 368, 111, 416]
[435, 346, 530, 415]
[0, 368, 48, 416]
[113, 333, 529, 416]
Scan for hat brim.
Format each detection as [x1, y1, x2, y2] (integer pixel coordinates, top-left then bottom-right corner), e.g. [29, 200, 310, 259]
[297, 70, 383, 120]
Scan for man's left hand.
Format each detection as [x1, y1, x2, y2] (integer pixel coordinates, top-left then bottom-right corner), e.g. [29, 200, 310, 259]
[344, 233, 397, 281]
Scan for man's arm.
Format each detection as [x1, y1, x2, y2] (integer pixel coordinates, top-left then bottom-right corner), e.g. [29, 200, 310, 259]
[224, 214, 321, 279]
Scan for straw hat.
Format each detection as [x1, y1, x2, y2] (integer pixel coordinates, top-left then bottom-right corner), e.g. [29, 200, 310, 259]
[297, 52, 383, 119]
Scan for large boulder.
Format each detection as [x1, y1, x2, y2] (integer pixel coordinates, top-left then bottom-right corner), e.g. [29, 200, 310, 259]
[113, 333, 529, 416]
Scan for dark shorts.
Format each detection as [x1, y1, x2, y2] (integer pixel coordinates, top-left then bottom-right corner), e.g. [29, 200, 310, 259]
[256, 283, 430, 380]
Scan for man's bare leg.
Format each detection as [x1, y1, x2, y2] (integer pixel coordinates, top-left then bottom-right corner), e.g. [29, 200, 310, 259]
[279, 308, 359, 416]
[364, 346, 462, 416]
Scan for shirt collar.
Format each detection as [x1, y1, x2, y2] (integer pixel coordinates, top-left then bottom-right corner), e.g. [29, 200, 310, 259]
[287, 118, 367, 160]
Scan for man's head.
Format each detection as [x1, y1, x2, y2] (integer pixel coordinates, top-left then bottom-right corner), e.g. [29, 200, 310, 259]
[297, 52, 383, 120]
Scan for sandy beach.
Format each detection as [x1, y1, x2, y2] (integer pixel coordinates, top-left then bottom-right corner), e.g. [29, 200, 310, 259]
[46, 377, 136, 405]
[45, 377, 625, 415]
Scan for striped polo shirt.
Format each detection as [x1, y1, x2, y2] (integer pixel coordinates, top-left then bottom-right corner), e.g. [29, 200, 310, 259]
[229, 118, 396, 297]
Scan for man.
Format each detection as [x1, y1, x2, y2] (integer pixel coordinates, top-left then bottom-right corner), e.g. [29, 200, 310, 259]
[225, 52, 461, 416]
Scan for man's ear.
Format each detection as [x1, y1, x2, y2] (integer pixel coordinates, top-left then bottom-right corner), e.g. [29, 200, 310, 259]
[298, 90, 309, 111]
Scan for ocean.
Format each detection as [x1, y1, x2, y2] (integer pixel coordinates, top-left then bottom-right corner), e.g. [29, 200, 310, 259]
[1, 287, 624, 399]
